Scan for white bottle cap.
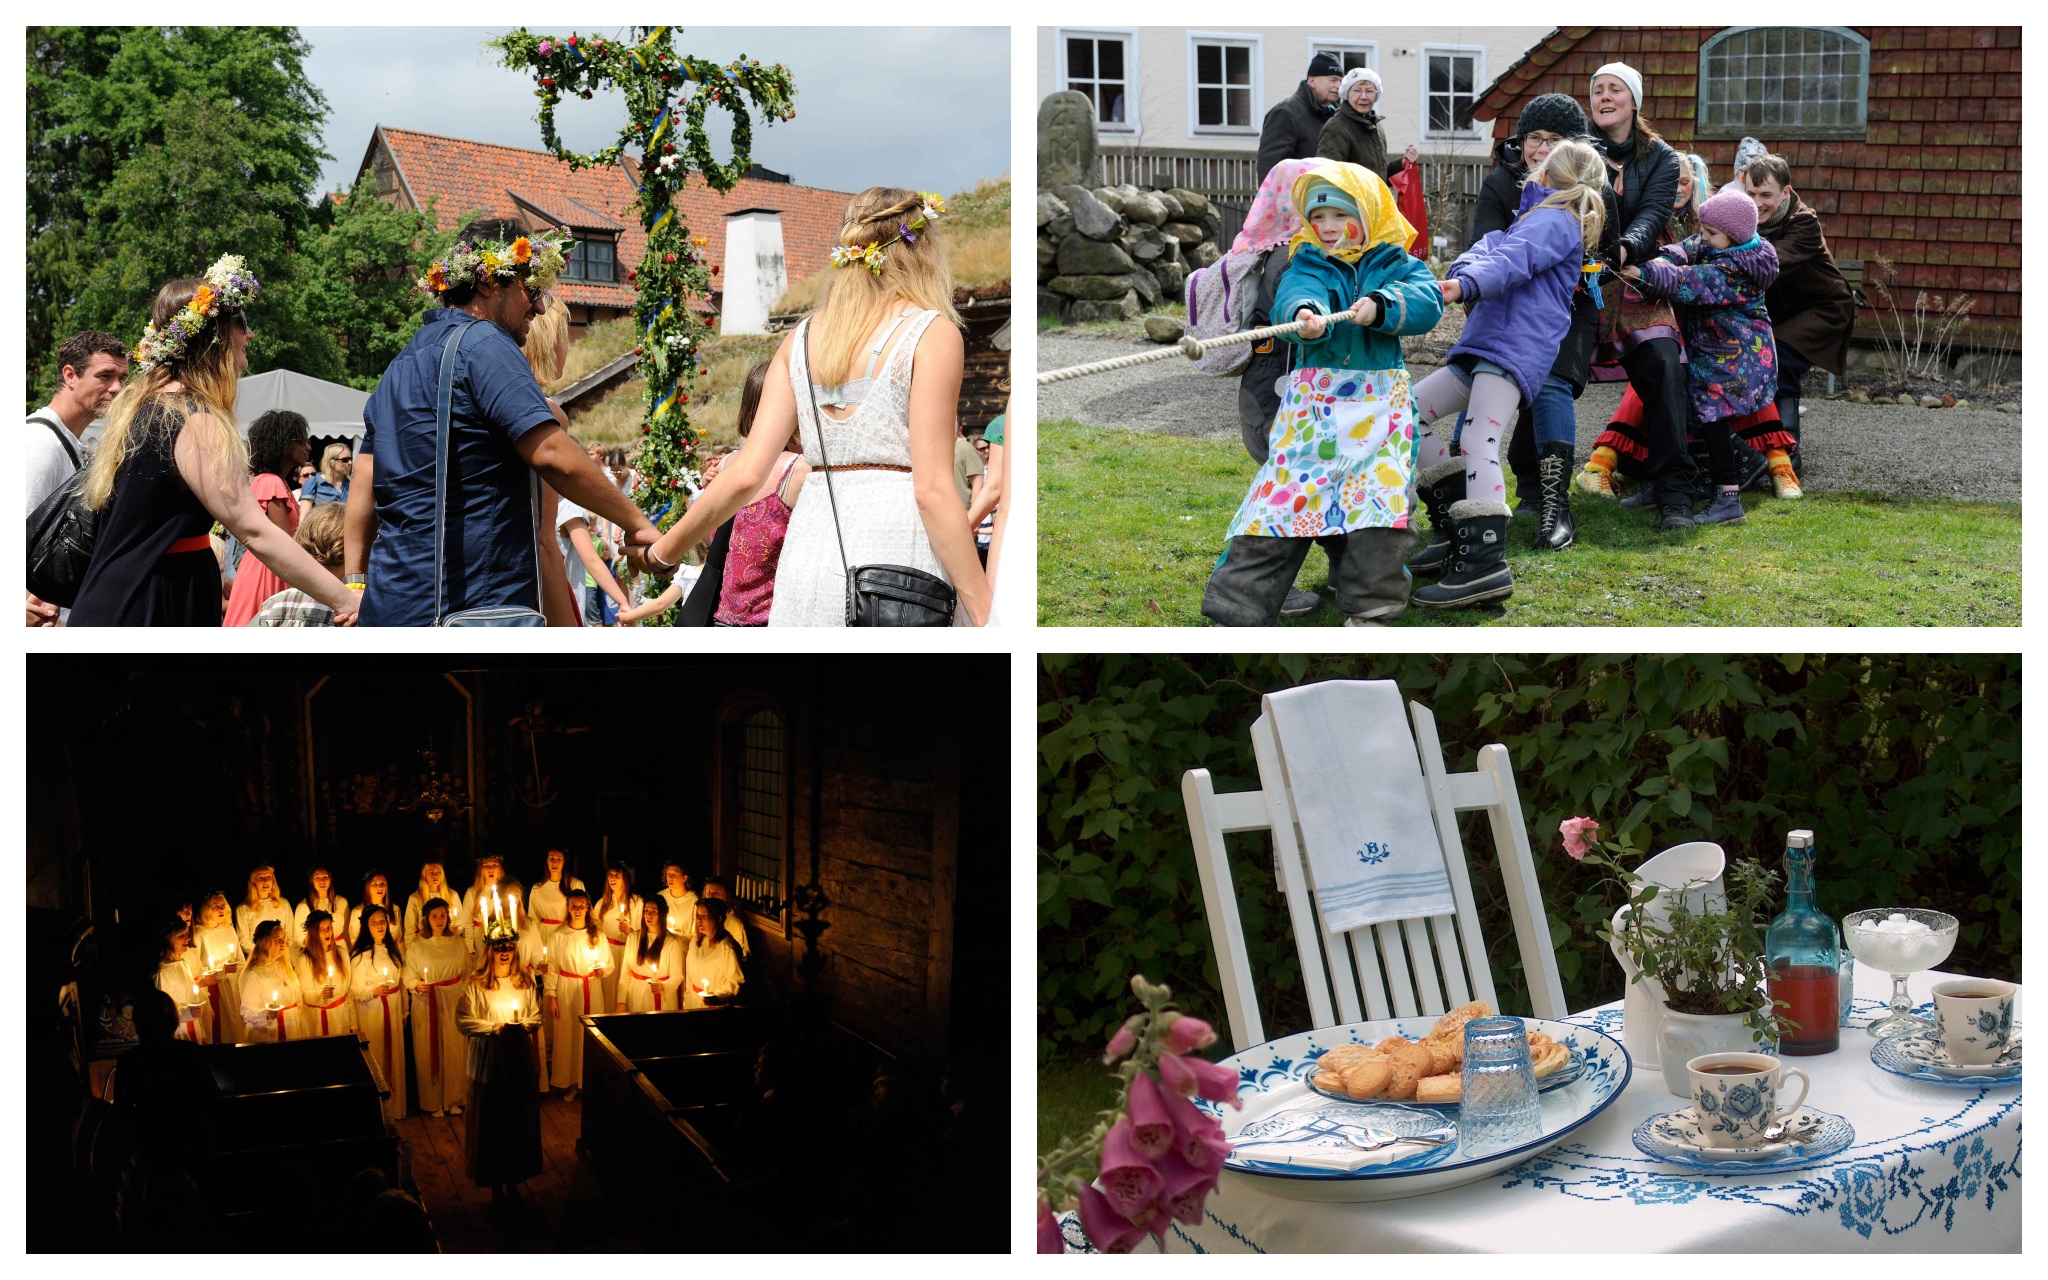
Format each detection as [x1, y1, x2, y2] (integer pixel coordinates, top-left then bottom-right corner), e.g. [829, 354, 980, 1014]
[1787, 830, 1814, 848]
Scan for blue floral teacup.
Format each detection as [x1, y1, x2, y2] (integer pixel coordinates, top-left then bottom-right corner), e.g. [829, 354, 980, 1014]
[1933, 978, 2017, 1066]
[1686, 1052, 1810, 1148]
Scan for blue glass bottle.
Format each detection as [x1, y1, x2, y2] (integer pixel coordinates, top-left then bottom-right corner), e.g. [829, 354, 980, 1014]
[1765, 830, 1841, 1054]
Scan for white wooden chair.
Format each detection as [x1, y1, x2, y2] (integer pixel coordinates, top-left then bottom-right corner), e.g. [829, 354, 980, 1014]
[1182, 697, 1566, 1053]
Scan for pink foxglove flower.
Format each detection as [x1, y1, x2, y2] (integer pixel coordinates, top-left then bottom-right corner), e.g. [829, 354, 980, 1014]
[1038, 1203, 1064, 1253]
[1103, 1023, 1136, 1063]
[1559, 816, 1601, 860]
[1097, 1116, 1165, 1217]
[1076, 1185, 1149, 1254]
[1165, 1015, 1218, 1054]
[1158, 1051, 1243, 1106]
[1153, 1147, 1220, 1226]
[1157, 1075, 1232, 1172]
[1124, 1071, 1174, 1160]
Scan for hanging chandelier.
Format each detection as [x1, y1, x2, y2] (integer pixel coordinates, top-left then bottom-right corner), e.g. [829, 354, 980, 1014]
[396, 746, 467, 825]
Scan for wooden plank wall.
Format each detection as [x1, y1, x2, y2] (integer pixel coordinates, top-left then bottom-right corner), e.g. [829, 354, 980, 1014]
[1473, 26, 2022, 346]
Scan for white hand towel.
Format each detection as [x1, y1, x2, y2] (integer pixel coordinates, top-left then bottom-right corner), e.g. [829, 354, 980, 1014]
[1264, 680, 1454, 933]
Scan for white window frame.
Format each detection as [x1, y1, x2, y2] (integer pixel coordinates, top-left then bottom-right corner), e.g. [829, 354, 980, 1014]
[1055, 26, 1140, 135]
[1696, 26, 1871, 140]
[1185, 31, 1263, 137]
[1309, 39, 1380, 78]
[1419, 43, 1488, 142]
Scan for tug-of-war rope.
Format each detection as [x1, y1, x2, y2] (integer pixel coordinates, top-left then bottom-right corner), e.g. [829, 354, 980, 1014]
[1035, 307, 1369, 385]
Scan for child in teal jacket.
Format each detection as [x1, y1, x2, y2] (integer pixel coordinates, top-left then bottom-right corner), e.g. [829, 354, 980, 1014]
[1201, 163, 1444, 627]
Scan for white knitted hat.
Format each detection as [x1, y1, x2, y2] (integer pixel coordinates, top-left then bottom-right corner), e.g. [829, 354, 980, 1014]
[1340, 67, 1382, 100]
[1590, 62, 1644, 114]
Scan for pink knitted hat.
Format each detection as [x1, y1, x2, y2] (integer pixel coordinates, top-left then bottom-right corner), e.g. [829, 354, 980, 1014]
[1698, 186, 1759, 244]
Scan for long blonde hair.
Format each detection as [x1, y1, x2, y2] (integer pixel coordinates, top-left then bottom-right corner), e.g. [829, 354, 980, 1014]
[810, 187, 961, 385]
[85, 277, 246, 510]
[523, 295, 570, 391]
[1530, 139, 1609, 252]
[318, 441, 351, 484]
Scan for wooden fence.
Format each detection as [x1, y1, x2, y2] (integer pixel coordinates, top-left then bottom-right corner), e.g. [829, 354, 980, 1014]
[1094, 146, 1495, 255]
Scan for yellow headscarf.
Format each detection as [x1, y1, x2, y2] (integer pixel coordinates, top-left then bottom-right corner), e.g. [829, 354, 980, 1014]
[1287, 162, 1416, 264]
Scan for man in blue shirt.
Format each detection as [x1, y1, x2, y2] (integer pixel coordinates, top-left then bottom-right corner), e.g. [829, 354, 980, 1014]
[345, 220, 653, 625]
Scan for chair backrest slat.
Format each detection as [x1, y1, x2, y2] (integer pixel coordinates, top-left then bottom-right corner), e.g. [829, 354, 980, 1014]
[1184, 690, 1565, 1053]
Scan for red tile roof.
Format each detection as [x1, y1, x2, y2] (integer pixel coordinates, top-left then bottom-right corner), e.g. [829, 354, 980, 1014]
[1472, 27, 2021, 342]
[370, 126, 855, 316]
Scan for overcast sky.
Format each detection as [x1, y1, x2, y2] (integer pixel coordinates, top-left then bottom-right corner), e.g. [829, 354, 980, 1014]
[301, 27, 1009, 199]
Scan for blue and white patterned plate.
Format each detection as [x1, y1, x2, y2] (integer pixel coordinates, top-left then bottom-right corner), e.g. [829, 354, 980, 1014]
[1197, 1015, 1631, 1202]
[1301, 1042, 1584, 1108]
[1632, 1104, 1855, 1172]
[1872, 1030, 2022, 1086]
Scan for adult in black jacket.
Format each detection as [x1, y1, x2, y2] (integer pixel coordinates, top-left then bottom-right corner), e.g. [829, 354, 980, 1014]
[1316, 67, 1418, 182]
[1432, 94, 1611, 555]
[1581, 62, 1694, 530]
[1256, 53, 1342, 182]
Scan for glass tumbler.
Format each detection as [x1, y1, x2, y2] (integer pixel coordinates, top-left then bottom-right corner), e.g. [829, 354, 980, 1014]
[1459, 1015, 1542, 1155]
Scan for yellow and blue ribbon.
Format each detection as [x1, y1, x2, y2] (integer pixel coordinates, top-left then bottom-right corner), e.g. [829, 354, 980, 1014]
[647, 105, 672, 148]
[643, 298, 675, 336]
[652, 379, 684, 421]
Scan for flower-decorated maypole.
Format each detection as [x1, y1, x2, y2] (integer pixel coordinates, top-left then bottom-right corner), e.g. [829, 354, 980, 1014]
[491, 25, 796, 528]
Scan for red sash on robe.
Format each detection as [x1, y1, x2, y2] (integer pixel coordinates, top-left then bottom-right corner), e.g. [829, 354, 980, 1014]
[635, 967, 665, 1011]
[560, 969, 598, 1012]
[271, 1001, 299, 1042]
[422, 975, 463, 1079]
[309, 990, 348, 1036]
[373, 984, 401, 1089]
[206, 983, 225, 1044]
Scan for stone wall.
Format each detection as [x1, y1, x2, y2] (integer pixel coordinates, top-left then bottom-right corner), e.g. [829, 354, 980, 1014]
[1038, 183, 1226, 323]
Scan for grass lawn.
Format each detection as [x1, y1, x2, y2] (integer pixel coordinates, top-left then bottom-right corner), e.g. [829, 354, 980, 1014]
[1040, 421, 2022, 627]
[1039, 1055, 1123, 1158]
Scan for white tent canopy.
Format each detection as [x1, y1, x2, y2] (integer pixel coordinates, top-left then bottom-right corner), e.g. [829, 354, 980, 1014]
[85, 368, 370, 450]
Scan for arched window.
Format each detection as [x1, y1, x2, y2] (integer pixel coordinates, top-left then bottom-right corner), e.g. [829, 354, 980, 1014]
[1697, 27, 1869, 139]
[713, 695, 790, 930]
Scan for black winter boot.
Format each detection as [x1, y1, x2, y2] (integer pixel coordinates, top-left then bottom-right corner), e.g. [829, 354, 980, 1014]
[1411, 504, 1514, 609]
[1405, 462, 1465, 576]
[1533, 441, 1576, 551]
[1619, 479, 1658, 509]
[1657, 487, 1697, 530]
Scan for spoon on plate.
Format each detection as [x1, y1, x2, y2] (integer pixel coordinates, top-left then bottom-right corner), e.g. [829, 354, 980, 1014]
[1341, 1127, 1456, 1152]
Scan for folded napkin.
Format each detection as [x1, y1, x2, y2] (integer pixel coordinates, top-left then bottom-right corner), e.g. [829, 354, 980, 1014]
[1264, 681, 1454, 933]
[1229, 1135, 1433, 1172]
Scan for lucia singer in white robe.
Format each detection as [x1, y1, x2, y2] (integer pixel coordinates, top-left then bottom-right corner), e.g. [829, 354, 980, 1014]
[594, 891, 642, 1015]
[543, 922, 610, 1090]
[191, 909, 245, 1044]
[407, 932, 473, 1114]
[240, 958, 304, 1043]
[295, 945, 356, 1040]
[618, 931, 681, 1013]
[156, 958, 210, 1044]
[351, 944, 409, 1122]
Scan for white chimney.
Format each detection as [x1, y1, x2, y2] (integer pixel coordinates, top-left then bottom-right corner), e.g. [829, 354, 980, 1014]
[719, 208, 786, 335]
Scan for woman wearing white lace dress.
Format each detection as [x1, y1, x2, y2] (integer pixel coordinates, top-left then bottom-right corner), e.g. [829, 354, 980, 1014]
[643, 187, 989, 626]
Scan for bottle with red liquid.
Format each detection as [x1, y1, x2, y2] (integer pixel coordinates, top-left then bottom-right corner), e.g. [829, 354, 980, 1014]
[1765, 829, 1841, 1054]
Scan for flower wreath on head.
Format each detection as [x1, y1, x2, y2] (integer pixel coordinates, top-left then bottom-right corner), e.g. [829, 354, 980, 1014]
[133, 254, 261, 372]
[417, 227, 574, 299]
[829, 191, 947, 276]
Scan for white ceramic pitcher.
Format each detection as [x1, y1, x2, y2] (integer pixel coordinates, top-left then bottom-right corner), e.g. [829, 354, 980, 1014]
[1607, 841, 1727, 1070]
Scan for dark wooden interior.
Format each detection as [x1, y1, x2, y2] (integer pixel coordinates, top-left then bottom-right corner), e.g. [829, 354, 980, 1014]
[26, 655, 1008, 1253]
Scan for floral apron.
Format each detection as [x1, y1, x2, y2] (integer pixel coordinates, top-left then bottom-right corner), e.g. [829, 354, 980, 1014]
[1226, 366, 1415, 538]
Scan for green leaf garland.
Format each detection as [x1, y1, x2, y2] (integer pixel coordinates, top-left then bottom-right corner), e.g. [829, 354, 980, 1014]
[491, 25, 797, 619]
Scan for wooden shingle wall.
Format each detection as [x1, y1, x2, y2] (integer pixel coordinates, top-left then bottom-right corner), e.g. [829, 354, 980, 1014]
[1476, 27, 2021, 346]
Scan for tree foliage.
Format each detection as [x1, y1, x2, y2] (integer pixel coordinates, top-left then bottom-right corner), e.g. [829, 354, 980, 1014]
[1038, 655, 2021, 1061]
[27, 26, 330, 401]
[298, 172, 456, 390]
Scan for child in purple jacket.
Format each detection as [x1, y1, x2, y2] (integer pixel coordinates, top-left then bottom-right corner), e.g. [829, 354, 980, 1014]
[1621, 186, 1781, 526]
[1406, 139, 1608, 610]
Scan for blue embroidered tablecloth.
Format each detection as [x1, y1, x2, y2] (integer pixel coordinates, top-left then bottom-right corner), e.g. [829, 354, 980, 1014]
[1065, 965, 2019, 1253]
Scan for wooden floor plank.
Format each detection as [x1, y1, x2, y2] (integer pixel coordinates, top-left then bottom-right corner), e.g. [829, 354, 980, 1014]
[395, 1092, 593, 1252]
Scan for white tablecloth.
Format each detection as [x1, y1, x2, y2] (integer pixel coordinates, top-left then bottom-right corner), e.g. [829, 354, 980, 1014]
[1062, 964, 2020, 1253]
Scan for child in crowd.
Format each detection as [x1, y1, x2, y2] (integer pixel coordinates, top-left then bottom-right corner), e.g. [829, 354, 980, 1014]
[1620, 187, 1781, 525]
[1200, 162, 1444, 627]
[1588, 153, 1800, 506]
[248, 502, 348, 626]
[1746, 152, 1857, 494]
[1405, 139, 1608, 609]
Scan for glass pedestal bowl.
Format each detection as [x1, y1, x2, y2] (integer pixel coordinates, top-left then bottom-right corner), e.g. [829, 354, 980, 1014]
[1842, 908, 1959, 1038]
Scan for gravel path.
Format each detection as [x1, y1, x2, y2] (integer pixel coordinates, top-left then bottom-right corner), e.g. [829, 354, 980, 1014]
[1040, 333, 2021, 502]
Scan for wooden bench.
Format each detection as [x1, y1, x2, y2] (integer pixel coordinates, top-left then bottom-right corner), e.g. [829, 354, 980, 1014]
[579, 1005, 783, 1194]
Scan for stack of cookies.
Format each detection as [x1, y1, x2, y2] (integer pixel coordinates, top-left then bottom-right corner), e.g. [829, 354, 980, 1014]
[1310, 1002, 1569, 1104]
